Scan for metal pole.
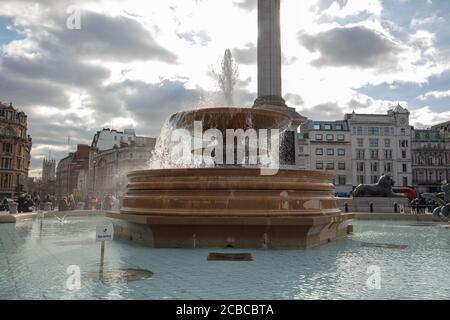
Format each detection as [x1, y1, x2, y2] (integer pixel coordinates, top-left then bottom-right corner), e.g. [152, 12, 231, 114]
[99, 241, 105, 282]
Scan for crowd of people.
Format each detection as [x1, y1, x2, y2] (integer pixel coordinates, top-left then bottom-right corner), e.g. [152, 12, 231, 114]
[1, 192, 121, 213]
[0, 192, 56, 213]
[410, 195, 442, 214]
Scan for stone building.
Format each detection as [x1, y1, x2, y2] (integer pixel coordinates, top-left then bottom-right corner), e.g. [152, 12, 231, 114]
[299, 120, 353, 194]
[83, 136, 156, 197]
[345, 105, 413, 188]
[56, 144, 92, 198]
[91, 128, 136, 151]
[0, 102, 32, 198]
[412, 121, 450, 193]
[42, 159, 56, 183]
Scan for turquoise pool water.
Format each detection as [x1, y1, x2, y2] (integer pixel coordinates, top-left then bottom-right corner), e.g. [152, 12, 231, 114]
[0, 216, 449, 300]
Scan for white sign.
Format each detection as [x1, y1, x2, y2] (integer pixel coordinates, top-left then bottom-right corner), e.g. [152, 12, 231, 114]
[96, 223, 114, 242]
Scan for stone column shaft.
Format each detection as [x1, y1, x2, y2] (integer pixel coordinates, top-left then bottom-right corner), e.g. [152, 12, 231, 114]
[254, 0, 286, 107]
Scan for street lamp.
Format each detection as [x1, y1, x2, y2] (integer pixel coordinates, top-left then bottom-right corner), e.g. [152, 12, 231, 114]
[92, 159, 97, 195]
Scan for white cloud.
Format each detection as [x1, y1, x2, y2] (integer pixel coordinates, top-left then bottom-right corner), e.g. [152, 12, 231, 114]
[417, 90, 450, 101]
[322, 0, 383, 18]
[410, 15, 445, 29]
[410, 106, 450, 128]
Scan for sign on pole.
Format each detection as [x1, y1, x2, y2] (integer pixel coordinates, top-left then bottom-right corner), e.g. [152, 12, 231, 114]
[96, 223, 114, 282]
[96, 223, 114, 242]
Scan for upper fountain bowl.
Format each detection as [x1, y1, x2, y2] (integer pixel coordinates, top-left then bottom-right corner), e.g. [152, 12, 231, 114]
[167, 107, 294, 133]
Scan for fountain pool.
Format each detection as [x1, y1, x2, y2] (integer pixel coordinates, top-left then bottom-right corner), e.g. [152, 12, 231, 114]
[1, 215, 449, 300]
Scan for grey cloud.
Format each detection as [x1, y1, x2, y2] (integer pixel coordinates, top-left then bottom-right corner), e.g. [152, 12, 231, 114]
[348, 98, 373, 109]
[176, 30, 212, 46]
[233, 42, 296, 66]
[50, 11, 177, 63]
[284, 93, 304, 106]
[300, 102, 345, 120]
[299, 26, 401, 70]
[233, 0, 257, 11]
[0, 71, 68, 107]
[2, 55, 110, 88]
[233, 43, 257, 65]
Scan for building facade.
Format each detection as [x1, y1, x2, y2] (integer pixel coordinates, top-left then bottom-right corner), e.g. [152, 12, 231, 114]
[84, 137, 156, 198]
[0, 102, 32, 198]
[412, 121, 450, 193]
[42, 159, 56, 182]
[91, 128, 136, 151]
[56, 144, 92, 198]
[345, 105, 413, 188]
[299, 120, 353, 193]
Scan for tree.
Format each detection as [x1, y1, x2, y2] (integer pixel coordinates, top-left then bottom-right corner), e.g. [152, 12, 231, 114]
[214, 49, 239, 106]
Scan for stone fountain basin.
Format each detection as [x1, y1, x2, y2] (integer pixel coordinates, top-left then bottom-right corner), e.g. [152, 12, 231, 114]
[120, 168, 340, 217]
[108, 167, 352, 248]
[167, 107, 292, 132]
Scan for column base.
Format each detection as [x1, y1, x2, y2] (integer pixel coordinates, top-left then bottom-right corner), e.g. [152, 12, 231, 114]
[253, 95, 287, 108]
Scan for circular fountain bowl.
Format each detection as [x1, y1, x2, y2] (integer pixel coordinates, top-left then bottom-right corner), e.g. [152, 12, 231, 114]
[121, 168, 340, 217]
[109, 167, 352, 248]
[166, 107, 293, 132]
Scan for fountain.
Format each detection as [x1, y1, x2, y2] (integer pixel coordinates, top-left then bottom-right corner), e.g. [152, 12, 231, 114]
[107, 0, 353, 248]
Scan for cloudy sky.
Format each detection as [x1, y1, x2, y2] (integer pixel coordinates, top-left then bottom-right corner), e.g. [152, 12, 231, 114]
[0, 0, 449, 177]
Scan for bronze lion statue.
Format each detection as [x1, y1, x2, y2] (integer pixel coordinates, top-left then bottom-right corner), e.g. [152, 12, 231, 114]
[352, 174, 397, 197]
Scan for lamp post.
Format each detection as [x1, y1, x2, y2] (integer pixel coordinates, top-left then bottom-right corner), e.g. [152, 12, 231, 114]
[92, 159, 97, 196]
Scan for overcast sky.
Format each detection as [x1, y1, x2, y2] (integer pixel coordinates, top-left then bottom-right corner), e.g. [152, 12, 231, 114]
[0, 0, 449, 177]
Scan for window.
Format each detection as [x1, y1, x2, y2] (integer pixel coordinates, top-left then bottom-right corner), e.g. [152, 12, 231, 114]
[335, 124, 343, 131]
[337, 134, 345, 142]
[313, 124, 321, 130]
[401, 128, 406, 135]
[371, 176, 379, 184]
[338, 175, 346, 185]
[357, 149, 365, 160]
[369, 139, 379, 148]
[384, 162, 392, 173]
[368, 127, 380, 136]
[357, 162, 365, 172]
[370, 162, 379, 173]
[384, 149, 393, 160]
[384, 139, 391, 148]
[298, 146, 304, 154]
[2, 143, 12, 153]
[402, 164, 407, 173]
[400, 140, 409, 148]
[0, 173, 12, 188]
[0, 158, 12, 169]
[114, 136, 117, 141]
[357, 138, 364, 147]
[326, 134, 334, 141]
[315, 134, 323, 141]
[338, 162, 346, 170]
[370, 150, 379, 159]
[327, 149, 334, 156]
[357, 127, 363, 135]
[384, 127, 391, 136]
[316, 161, 323, 170]
[326, 162, 335, 170]
[338, 149, 345, 156]
[358, 175, 365, 185]
[324, 124, 332, 131]
[16, 158, 21, 169]
[316, 148, 323, 156]
[402, 150, 407, 159]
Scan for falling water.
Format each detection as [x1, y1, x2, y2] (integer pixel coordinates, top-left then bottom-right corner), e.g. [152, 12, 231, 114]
[148, 107, 294, 169]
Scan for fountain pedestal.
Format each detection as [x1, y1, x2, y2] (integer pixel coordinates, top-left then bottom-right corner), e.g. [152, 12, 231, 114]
[107, 168, 353, 248]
